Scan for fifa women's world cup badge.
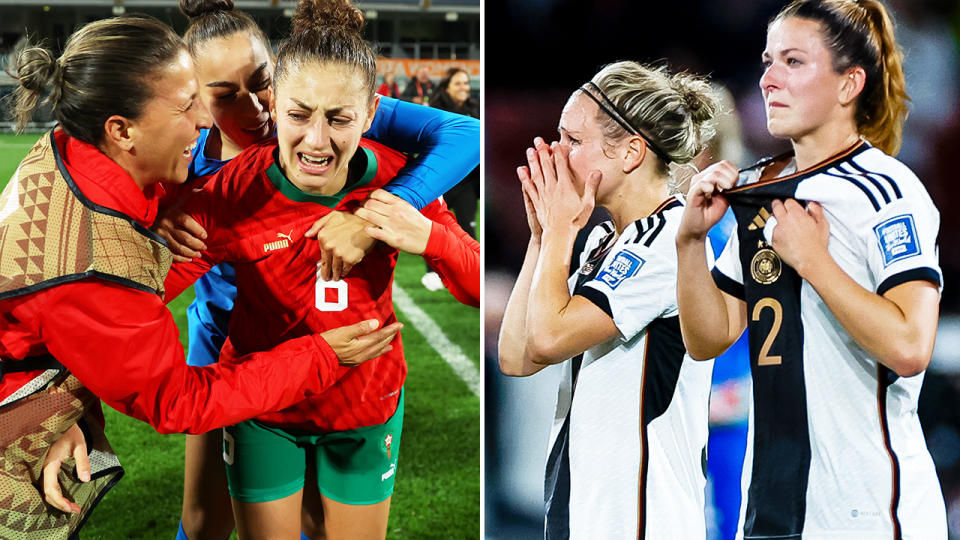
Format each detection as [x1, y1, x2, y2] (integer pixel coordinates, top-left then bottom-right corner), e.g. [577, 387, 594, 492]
[751, 242, 782, 285]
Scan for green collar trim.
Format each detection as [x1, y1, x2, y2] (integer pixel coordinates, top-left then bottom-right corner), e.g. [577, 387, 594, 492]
[266, 146, 377, 207]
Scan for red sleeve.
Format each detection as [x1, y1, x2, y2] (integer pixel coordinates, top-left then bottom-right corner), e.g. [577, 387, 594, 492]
[38, 280, 342, 434]
[161, 175, 230, 302]
[164, 253, 216, 303]
[421, 201, 480, 307]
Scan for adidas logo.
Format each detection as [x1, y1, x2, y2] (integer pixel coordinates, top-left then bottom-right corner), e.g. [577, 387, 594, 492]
[263, 231, 293, 253]
[748, 207, 771, 231]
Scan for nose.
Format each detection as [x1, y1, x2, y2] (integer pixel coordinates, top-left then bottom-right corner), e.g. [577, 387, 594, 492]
[759, 63, 782, 94]
[243, 90, 266, 117]
[304, 119, 329, 148]
[193, 99, 213, 130]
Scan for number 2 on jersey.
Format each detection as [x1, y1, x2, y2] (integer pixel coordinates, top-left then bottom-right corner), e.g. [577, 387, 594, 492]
[315, 263, 348, 311]
[752, 297, 783, 366]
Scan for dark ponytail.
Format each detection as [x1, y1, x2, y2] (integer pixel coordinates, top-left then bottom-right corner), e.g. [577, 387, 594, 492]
[8, 16, 184, 144]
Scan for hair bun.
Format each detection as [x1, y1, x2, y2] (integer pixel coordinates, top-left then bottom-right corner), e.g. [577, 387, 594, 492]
[179, 0, 234, 19]
[292, 0, 364, 35]
[16, 46, 57, 94]
[670, 72, 720, 125]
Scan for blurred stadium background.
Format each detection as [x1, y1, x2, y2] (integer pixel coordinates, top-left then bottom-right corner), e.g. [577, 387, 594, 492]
[0, 1, 480, 538]
[484, 0, 960, 539]
[0, 0, 480, 130]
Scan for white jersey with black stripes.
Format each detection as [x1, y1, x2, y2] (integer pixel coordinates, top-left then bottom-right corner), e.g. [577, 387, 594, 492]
[544, 196, 713, 540]
[712, 142, 946, 540]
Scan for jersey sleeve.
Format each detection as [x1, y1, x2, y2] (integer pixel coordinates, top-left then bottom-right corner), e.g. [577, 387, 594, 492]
[39, 281, 342, 435]
[420, 200, 479, 307]
[162, 165, 245, 301]
[573, 238, 678, 341]
[711, 227, 745, 300]
[364, 96, 480, 210]
[859, 195, 942, 295]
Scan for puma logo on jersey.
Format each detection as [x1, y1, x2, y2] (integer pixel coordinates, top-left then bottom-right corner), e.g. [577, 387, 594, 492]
[263, 231, 294, 252]
[381, 463, 396, 482]
[748, 207, 772, 230]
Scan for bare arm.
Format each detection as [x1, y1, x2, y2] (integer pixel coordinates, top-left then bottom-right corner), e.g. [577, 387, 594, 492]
[500, 142, 614, 374]
[498, 234, 548, 377]
[675, 161, 747, 359]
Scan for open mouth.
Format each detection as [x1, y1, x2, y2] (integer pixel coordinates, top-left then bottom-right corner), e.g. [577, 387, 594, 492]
[299, 153, 332, 168]
[183, 139, 198, 158]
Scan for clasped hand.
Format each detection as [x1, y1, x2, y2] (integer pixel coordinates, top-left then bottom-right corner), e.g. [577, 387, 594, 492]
[516, 138, 601, 235]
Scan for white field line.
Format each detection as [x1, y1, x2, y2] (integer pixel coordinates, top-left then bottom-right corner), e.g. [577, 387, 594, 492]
[392, 282, 480, 397]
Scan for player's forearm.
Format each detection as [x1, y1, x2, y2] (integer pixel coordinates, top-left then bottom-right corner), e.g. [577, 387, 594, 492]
[44, 285, 341, 434]
[373, 98, 480, 210]
[525, 225, 580, 365]
[498, 238, 545, 377]
[676, 237, 743, 359]
[142, 334, 340, 434]
[800, 257, 937, 376]
[423, 221, 480, 307]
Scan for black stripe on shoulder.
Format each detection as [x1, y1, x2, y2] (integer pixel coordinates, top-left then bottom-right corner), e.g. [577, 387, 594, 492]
[837, 163, 891, 205]
[575, 286, 613, 319]
[823, 169, 881, 211]
[631, 216, 655, 244]
[711, 267, 744, 300]
[643, 214, 667, 248]
[877, 267, 941, 296]
[846, 160, 903, 199]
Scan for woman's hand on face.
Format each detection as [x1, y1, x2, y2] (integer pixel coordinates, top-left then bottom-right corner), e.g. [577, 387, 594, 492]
[153, 208, 208, 263]
[354, 189, 432, 255]
[525, 139, 601, 234]
[516, 165, 543, 239]
[305, 211, 376, 281]
[678, 160, 738, 244]
[769, 199, 830, 277]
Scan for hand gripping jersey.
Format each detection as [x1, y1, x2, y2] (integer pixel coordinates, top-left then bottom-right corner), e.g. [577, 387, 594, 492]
[712, 142, 946, 540]
[165, 139, 450, 432]
[0, 130, 170, 539]
[545, 197, 713, 540]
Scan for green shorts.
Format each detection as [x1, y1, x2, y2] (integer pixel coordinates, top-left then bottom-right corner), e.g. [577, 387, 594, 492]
[223, 389, 404, 504]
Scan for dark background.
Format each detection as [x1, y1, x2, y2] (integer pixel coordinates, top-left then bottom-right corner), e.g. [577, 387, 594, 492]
[484, 1, 960, 538]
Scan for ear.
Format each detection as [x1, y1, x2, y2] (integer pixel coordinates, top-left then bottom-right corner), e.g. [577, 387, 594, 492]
[622, 135, 646, 174]
[103, 115, 135, 152]
[839, 66, 866, 106]
[269, 86, 277, 123]
[362, 94, 381, 134]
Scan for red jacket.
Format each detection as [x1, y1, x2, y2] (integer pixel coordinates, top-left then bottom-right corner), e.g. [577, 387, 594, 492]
[0, 132, 342, 434]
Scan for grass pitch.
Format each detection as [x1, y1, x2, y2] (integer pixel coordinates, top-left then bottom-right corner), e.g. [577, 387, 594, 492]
[0, 133, 480, 539]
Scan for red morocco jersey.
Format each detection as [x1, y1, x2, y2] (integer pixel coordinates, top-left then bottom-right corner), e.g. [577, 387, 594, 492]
[165, 138, 427, 432]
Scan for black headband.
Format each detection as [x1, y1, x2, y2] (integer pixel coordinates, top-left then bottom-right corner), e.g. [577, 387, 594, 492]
[579, 81, 672, 163]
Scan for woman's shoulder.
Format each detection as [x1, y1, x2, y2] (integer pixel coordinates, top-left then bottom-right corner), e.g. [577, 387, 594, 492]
[852, 146, 926, 195]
